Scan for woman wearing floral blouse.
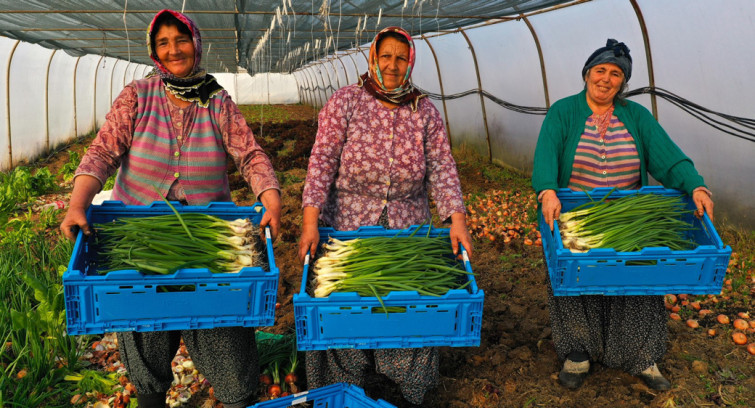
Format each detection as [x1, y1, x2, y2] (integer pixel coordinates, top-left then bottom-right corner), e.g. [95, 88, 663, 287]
[298, 26, 473, 405]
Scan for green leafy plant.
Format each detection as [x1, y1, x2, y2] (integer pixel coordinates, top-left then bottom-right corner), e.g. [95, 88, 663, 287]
[0, 166, 58, 216]
[57, 150, 81, 182]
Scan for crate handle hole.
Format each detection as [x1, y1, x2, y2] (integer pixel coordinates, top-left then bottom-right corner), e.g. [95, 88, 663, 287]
[156, 285, 196, 293]
[625, 260, 658, 266]
[371, 306, 406, 314]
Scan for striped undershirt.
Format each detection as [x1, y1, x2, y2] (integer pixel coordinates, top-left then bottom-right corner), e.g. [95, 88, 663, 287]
[568, 110, 641, 191]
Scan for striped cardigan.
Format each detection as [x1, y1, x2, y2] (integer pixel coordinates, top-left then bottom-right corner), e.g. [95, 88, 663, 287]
[111, 76, 231, 205]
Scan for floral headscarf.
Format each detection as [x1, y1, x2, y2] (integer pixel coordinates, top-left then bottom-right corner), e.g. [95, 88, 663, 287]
[146, 9, 222, 107]
[359, 26, 425, 111]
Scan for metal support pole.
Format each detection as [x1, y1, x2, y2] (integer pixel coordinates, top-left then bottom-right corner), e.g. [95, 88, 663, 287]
[520, 14, 550, 108]
[630, 0, 658, 119]
[335, 54, 350, 86]
[109, 58, 119, 103]
[303, 67, 318, 107]
[420, 35, 452, 145]
[327, 57, 342, 90]
[322, 59, 338, 98]
[5, 40, 20, 168]
[292, 72, 303, 104]
[299, 68, 312, 106]
[73, 56, 82, 138]
[313, 65, 327, 108]
[44, 49, 58, 152]
[94, 55, 105, 131]
[122, 61, 129, 87]
[458, 28, 492, 162]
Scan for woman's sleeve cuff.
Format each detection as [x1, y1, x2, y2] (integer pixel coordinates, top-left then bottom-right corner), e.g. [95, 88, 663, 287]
[693, 186, 712, 197]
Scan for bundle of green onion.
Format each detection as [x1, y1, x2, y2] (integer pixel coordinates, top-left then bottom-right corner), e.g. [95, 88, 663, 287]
[558, 192, 696, 252]
[94, 212, 263, 275]
[311, 235, 472, 302]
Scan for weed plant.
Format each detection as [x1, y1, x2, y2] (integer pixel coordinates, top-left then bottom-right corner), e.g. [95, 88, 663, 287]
[0, 211, 84, 406]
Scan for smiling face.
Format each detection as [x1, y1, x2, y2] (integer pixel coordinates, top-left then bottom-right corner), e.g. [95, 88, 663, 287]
[154, 23, 195, 78]
[585, 63, 625, 110]
[377, 36, 410, 90]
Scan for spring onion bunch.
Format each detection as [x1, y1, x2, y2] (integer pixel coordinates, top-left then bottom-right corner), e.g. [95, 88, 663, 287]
[311, 235, 472, 304]
[94, 212, 263, 274]
[558, 192, 696, 252]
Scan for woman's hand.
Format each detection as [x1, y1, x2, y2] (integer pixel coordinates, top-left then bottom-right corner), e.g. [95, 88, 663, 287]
[259, 189, 282, 241]
[692, 188, 714, 221]
[298, 207, 321, 262]
[60, 206, 91, 241]
[449, 213, 473, 258]
[59, 175, 101, 241]
[541, 190, 561, 231]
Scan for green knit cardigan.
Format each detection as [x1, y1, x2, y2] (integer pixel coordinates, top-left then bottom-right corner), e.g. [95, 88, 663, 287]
[531, 90, 706, 195]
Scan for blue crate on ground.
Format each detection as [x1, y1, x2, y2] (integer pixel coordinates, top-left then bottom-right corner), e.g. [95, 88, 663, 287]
[539, 187, 732, 296]
[294, 225, 483, 351]
[64, 201, 279, 335]
[248, 383, 397, 408]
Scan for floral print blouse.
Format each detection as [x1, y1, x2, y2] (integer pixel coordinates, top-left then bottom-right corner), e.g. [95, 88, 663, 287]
[76, 84, 279, 202]
[302, 84, 465, 231]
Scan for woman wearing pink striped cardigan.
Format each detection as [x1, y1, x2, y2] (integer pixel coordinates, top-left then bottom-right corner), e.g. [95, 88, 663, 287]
[60, 10, 280, 408]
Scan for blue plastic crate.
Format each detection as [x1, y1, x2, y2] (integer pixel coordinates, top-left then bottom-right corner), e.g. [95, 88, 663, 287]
[64, 201, 279, 335]
[539, 187, 732, 296]
[248, 383, 396, 408]
[294, 225, 483, 351]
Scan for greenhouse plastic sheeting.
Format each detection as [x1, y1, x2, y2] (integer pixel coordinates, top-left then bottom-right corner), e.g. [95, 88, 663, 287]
[0, 0, 753, 227]
[0, 36, 149, 170]
[214, 73, 299, 105]
[291, 0, 755, 227]
[0, 0, 574, 74]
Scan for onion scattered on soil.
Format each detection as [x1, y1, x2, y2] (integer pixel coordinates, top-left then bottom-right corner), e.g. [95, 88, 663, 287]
[733, 319, 749, 330]
[732, 332, 747, 345]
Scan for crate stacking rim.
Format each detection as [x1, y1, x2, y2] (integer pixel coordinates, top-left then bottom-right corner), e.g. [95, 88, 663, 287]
[540, 187, 732, 296]
[248, 383, 397, 408]
[294, 225, 484, 351]
[63, 201, 279, 335]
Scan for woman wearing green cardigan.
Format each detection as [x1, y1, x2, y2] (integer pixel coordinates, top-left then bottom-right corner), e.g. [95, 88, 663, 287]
[531, 39, 714, 391]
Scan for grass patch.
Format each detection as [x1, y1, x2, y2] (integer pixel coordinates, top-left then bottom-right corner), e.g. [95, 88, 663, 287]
[238, 105, 292, 123]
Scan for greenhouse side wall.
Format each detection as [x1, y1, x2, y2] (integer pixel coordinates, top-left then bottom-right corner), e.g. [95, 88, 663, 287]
[0, 36, 149, 171]
[294, 0, 755, 228]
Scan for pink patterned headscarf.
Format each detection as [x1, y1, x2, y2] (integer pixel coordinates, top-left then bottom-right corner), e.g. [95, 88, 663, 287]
[146, 9, 222, 107]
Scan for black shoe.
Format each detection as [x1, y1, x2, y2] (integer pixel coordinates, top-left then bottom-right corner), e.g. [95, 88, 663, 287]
[558, 369, 587, 389]
[638, 363, 671, 391]
[558, 357, 590, 389]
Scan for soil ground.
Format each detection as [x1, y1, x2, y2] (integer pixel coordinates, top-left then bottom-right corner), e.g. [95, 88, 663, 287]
[35, 104, 754, 408]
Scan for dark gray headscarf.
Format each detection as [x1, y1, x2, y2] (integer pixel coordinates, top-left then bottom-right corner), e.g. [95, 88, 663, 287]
[582, 39, 632, 80]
